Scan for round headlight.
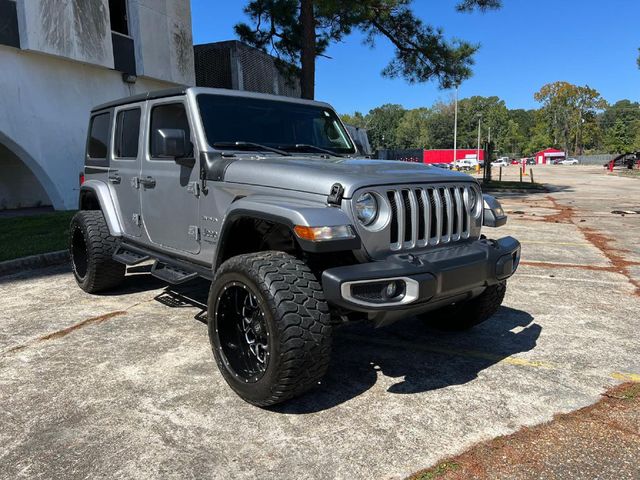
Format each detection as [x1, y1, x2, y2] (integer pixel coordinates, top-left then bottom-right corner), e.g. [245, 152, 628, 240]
[355, 192, 378, 226]
[467, 187, 481, 216]
[468, 188, 478, 209]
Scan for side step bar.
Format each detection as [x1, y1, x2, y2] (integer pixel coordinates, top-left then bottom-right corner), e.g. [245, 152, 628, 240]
[113, 246, 150, 266]
[151, 261, 198, 285]
[113, 241, 213, 283]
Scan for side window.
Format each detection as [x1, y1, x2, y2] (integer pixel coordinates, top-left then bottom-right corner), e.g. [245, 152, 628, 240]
[88, 113, 111, 159]
[149, 103, 191, 159]
[114, 108, 141, 158]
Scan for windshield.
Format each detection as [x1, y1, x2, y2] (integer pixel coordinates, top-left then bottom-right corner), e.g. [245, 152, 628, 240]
[196, 94, 356, 155]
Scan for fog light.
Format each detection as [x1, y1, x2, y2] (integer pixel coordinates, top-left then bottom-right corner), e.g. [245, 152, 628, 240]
[382, 280, 405, 300]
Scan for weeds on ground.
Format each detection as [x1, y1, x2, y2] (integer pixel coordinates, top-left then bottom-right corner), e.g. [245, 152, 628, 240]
[0, 211, 76, 262]
[409, 461, 461, 480]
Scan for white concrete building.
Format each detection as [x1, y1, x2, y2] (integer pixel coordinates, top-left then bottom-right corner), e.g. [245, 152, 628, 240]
[0, 0, 195, 210]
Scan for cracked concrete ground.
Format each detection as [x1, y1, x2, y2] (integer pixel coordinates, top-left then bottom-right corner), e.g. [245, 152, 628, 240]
[1, 166, 639, 479]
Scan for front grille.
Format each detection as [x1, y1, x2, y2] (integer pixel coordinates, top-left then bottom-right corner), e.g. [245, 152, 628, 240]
[386, 184, 476, 251]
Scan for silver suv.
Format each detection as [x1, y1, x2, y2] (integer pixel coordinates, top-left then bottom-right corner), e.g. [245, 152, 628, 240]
[71, 87, 520, 406]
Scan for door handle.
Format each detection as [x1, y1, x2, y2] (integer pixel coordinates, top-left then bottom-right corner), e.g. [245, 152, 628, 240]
[139, 176, 156, 188]
[108, 174, 121, 184]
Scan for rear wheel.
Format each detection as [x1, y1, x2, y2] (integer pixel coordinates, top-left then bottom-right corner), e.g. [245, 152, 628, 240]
[69, 211, 125, 293]
[420, 281, 507, 331]
[208, 251, 332, 407]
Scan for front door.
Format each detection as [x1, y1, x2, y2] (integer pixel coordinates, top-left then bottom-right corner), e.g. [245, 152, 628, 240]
[109, 104, 143, 237]
[140, 99, 200, 254]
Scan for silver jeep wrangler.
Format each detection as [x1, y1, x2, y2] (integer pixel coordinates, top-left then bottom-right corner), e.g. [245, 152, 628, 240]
[71, 87, 520, 406]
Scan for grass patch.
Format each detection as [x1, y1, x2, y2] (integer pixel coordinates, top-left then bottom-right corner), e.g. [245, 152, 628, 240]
[618, 383, 640, 400]
[617, 169, 640, 179]
[481, 180, 546, 191]
[0, 211, 76, 262]
[410, 462, 461, 480]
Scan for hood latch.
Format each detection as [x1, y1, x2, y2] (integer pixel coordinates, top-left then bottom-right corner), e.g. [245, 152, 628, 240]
[327, 183, 344, 206]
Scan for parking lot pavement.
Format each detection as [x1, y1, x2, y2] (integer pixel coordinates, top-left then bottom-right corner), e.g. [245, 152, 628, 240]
[1, 166, 639, 479]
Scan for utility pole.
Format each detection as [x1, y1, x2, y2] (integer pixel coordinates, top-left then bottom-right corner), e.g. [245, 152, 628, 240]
[477, 114, 482, 165]
[453, 85, 459, 165]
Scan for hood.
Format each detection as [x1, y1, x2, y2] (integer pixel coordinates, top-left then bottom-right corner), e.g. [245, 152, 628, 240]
[222, 155, 475, 198]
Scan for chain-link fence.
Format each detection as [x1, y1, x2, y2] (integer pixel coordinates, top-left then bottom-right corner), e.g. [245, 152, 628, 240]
[576, 154, 615, 165]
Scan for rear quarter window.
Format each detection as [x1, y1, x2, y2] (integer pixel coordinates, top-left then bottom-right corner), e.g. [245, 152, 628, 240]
[88, 112, 111, 159]
[114, 108, 141, 158]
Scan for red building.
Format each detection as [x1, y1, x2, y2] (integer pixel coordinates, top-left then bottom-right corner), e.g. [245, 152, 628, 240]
[423, 149, 485, 164]
[535, 148, 565, 165]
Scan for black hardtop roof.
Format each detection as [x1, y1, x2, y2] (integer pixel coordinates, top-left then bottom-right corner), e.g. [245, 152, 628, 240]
[91, 87, 188, 112]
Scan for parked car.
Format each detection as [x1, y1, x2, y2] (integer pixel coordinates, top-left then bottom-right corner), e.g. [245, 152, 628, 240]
[558, 158, 579, 165]
[430, 163, 452, 170]
[70, 87, 519, 406]
[492, 159, 509, 167]
[525, 157, 536, 165]
[603, 153, 638, 169]
[510, 159, 520, 165]
[454, 159, 479, 170]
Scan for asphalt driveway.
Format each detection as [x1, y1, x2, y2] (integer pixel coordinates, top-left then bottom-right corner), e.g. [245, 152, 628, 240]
[1, 166, 638, 479]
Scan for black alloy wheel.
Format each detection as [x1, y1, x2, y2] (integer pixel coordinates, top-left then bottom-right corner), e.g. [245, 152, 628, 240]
[214, 281, 270, 383]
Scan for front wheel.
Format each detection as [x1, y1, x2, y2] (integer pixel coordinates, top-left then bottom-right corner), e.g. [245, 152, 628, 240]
[419, 281, 507, 331]
[208, 252, 332, 407]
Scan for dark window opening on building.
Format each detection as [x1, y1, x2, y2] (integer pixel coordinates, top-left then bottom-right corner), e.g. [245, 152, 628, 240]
[0, 0, 20, 48]
[109, 0, 129, 36]
[109, 0, 136, 75]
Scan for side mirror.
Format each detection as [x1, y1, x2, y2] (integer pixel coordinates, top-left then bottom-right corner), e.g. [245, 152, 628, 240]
[153, 128, 195, 167]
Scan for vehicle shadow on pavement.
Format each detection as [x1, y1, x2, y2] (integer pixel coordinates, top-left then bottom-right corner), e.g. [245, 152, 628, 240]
[275, 307, 540, 414]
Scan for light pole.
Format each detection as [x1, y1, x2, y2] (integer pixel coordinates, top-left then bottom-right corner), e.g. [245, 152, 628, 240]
[476, 114, 482, 165]
[453, 85, 459, 165]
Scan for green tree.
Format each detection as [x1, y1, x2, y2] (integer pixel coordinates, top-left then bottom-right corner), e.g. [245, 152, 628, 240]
[501, 119, 525, 156]
[601, 100, 640, 153]
[340, 111, 367, 128]
[395, 108, 431, 148]
[456, 96, 509, 152]
[605, 119, 634, 153]
[526, 110, 552, 154]
[364, 103, 406, 150]
[534, 81, 607, 155]
[425, 100, 455, 148]
[236, 0, 502, 99]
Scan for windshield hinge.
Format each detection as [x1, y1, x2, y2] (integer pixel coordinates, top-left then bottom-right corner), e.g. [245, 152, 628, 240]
[187, 181, 200, 197]
[188, 225, 200, 241]
[327, 183, 344, 206]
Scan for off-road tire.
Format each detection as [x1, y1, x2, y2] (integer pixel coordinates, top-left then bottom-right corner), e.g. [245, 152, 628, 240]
[208, 251, 332, 407]
[69, 210, 125, 293]
[420, 281, 507, 331]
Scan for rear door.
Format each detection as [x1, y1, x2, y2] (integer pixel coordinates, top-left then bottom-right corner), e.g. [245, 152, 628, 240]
[140, 99, 200, 254]
[109, 104, 143, 237]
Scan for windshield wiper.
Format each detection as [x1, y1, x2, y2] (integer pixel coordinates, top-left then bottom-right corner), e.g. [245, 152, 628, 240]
[279, 144, 344, 158]
[213, 141, 290, 156]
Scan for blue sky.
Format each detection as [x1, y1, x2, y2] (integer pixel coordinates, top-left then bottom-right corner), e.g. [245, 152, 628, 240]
[191, 0, 640, 114]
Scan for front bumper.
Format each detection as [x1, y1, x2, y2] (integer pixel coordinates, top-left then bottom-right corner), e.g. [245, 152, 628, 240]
[322, 236, 520, 325]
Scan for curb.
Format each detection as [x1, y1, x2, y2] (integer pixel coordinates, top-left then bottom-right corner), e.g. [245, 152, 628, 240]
[0, 250, 69, 277]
